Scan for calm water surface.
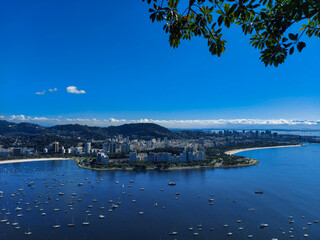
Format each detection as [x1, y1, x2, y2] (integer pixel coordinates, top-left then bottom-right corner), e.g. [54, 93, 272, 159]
[0, 143, 319, 240]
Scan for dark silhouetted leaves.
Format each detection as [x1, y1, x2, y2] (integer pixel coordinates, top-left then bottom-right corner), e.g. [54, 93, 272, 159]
[143, 0, 320, 67]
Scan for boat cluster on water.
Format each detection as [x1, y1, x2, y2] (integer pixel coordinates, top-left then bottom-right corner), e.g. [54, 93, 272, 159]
[0, 171, 319, 239]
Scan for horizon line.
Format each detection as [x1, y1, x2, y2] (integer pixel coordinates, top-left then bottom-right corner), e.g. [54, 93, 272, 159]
[1, 114, 320, 130]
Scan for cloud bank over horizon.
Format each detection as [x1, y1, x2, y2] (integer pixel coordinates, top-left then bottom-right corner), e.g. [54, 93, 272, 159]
[0, 115, 319, 130]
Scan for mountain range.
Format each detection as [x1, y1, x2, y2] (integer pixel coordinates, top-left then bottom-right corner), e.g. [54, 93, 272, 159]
[0, 120, 174, 139]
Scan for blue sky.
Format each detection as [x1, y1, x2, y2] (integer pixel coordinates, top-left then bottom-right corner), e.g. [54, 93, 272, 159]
[0, 0, 319, 128]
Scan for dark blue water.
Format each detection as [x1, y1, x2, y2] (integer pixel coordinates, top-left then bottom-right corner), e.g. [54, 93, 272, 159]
[0, 143, 319, 240]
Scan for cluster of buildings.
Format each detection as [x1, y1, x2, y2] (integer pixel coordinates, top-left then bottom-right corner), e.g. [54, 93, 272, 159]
[1, 130, 315, 160]
[43, 142, 93, 155]
[0, 146, 35, 157]
[128, 147, 206, 163]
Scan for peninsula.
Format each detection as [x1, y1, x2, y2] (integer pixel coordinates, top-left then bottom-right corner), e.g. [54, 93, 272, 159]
[0, 120, 316, 170]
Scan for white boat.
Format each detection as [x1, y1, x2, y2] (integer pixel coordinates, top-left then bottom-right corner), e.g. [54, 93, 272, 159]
[169, 231, 178, 236]
[24, 230, 32, 236]
[99, 215, 105, 219]
[227, 232, 233, 236]
[111, 204, 118, 209]
[138, 212, 144, 215]
[260, 223, 268, 228]
[68, 217, 75, 227]
[53, 224, 61, 229]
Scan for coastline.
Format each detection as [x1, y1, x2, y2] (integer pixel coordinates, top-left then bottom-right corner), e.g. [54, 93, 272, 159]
[0, 158, 71, 165]
[0, 156, 259, 170]
[76, 157, 259, 171]
[225, 144, 302, 155]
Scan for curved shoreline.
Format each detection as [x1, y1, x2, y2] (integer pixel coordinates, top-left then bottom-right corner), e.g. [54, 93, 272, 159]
[225, 144, 302, 155]
[0, 158, 71, 165]
[0, 144, 299, 169]
[0, 157, 260, 170]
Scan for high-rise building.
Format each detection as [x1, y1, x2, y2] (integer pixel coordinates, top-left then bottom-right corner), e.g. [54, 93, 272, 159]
[97, 152, 109, 163]
[53, 141, 59, 153]
[148, 152, 156, 162]
[157, 152, 172, 162]
[13, 148, 22, 156]
[85, 142, 91, 154]
[74, 147, 83, 155]
[129, 152, 137, 161]
[120, 144, 130, 153]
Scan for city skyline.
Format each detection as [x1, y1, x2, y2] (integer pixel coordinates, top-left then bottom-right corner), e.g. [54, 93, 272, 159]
[1, 1, 320, 123]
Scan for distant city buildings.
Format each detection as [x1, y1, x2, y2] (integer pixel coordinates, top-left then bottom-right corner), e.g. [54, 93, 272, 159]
[1, 130, 314, 160]
[128, 146, 206, 163]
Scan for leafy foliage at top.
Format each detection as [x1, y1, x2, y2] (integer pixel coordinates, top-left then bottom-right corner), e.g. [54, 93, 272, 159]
[142, 0, 320, 66]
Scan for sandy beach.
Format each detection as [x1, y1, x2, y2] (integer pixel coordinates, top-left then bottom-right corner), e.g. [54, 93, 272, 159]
[225, 144, 302, 155]
[0, 158, 71, 165]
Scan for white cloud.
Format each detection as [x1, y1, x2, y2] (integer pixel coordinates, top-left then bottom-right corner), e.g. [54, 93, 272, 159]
[35, 90, 46, 95]
[35, 87, 58, 95]
[1, 115, 320, 129]
[48, 88, 58, 92]
[66, 86, 86, 94]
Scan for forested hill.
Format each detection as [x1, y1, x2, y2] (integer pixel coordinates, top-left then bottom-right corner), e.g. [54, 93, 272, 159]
[0, 120, 174, 139]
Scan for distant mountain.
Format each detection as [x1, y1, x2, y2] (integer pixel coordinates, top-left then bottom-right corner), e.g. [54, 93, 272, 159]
[0, 120, 46, 136]
[107, 123, 172, 137]
[0, 120, 173, 139]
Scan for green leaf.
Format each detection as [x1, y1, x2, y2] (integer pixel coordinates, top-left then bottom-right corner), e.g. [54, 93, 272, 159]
[288, 33, 297, 41]
[217, 15, 224, 26]
[297, 42, 306, 52]
[289, 46, 294, 55]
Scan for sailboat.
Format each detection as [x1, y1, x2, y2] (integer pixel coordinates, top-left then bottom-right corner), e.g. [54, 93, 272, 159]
[169, 230, 178, 236]
[24, 228, 32, 236]
[53, 215, 61, 228]
[82, 216, 90, 226]
[68, 216, 75, 227]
